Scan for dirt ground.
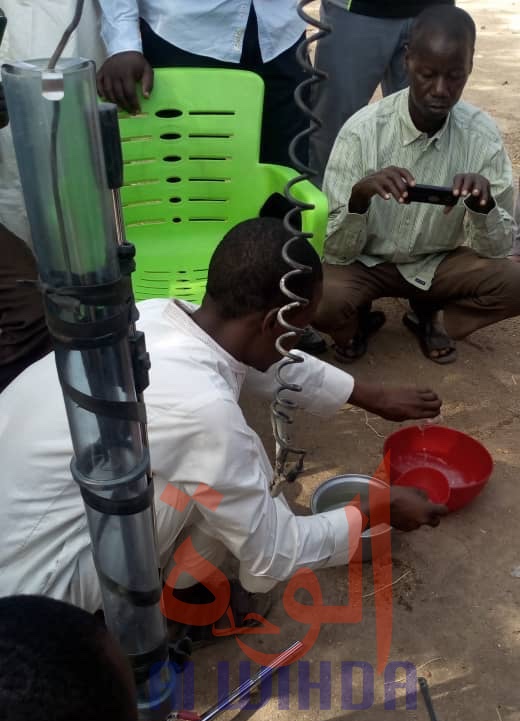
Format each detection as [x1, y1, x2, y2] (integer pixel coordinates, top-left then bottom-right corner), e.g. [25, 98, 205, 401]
[188, 3, 520, 720]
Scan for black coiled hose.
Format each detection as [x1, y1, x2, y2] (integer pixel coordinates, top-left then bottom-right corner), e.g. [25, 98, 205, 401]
[271, 1, 331, 487]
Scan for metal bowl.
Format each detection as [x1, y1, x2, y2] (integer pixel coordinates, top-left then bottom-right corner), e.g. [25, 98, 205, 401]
[310, 474, 392, 563]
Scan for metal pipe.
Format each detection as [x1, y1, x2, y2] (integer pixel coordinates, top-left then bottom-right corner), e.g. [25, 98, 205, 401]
[198, 641, 303, 721]
[419, 677, 441, 721]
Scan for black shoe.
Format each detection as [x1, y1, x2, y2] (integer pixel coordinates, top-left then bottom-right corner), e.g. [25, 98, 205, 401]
[296, 326, 327, 355]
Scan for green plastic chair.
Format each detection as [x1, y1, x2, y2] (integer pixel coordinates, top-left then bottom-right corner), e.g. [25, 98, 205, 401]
[119, 67, 328, 303]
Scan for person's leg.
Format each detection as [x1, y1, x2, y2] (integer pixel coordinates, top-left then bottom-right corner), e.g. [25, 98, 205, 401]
[162, 523, 272, 644]
[313, 261, 408, 359]
[309, 4, 407, 185]
[427, 248, 520, 339]
[66, 548, 104, 614]
[402, 248, 520, 363]
[163, 524, 229, 591]
[254, 35, 309, 167]
[239, 7, 309, 167]
[0, 223, 52, 392]
[142, 12, 307, 169]
[381, 17, 412, 96]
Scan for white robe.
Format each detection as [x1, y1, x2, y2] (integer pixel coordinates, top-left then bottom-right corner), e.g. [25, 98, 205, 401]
[0, 299, 362, 612]
[0, 0, 105, 243]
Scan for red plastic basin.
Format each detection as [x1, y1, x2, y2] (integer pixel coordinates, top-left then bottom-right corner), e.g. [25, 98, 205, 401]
[394, 466, 451, 505]
[383, 425, 493, 512]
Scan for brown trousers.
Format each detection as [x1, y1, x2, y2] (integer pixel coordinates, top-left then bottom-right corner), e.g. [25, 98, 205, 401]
[313, 248, 520, 347]
[0, 223, 52, 392]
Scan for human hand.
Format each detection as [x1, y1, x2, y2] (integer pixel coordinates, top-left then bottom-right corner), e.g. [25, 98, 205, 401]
[377, 386, 442, 422]
[349, 166, 415, 214]
[389, 486, 448, 532]
[350, 382, 441, 423]
[449, 173, 494, 214]
[97, 52, 154, 114]
[0, 83, 8, 129]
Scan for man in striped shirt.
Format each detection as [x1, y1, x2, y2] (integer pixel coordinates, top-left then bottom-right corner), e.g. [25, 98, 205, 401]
[314, 6, 518, 364]
[310, 0, 455, 183]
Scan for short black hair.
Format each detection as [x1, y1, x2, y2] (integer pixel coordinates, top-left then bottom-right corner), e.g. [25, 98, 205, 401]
[0, 595, 135, 721]
[205, 217, 323, 319]
[409, 5, 476, 54]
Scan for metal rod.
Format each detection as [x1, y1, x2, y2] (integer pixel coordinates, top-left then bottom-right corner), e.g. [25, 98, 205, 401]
[197, 641, 303, 721]
[419, 677, 440, 721]
[47, 0, 85, 70]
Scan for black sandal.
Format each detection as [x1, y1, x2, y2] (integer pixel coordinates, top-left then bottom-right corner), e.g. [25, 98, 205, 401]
[402, 312, 457, 364]
[334, 310, 386, 363]
[168, 580, 273, 651]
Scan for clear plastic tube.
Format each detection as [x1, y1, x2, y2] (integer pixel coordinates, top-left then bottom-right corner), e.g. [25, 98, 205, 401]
[3, 58, 173, 717]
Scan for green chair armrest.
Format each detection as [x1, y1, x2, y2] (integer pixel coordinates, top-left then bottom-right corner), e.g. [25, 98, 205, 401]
[258, 164, 329, 257]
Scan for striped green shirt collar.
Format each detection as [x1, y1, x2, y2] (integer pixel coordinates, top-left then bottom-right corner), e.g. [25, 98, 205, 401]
[399, 88, 450, 150]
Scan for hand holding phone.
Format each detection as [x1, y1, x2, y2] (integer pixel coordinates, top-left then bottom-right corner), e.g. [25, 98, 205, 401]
[349, 165, 416, 214]
[452, 173, 494, 213]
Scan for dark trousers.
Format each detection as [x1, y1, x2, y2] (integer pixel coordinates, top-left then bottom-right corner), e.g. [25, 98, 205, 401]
[140, 8, 309, 167]
[314, 248, 520, 347]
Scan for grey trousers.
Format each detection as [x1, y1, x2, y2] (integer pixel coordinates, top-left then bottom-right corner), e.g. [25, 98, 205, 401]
[309, 1, 413, 185]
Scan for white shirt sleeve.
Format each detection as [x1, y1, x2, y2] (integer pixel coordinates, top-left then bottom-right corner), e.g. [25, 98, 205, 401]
[243, 351, 355, 418]
[98, 0, 143, 56]
[167, 397, 362, 593]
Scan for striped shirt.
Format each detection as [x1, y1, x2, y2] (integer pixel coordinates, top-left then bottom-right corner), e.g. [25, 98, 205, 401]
[322, 89, 514, 290]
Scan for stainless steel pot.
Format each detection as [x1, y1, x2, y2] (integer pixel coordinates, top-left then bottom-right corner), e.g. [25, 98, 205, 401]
[310, 474, 392, 563]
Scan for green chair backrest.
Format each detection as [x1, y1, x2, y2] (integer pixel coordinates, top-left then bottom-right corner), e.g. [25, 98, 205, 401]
[119, 68, 327, 303]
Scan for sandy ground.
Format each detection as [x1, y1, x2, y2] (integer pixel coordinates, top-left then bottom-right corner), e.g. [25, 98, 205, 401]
[186, 3, 520, 720]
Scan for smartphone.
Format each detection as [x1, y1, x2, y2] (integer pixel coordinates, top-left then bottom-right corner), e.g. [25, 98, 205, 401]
[406, 183, 458, 207]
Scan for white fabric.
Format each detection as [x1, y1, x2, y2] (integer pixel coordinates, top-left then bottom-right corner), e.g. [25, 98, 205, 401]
[98, 0, 307, 64]
[0, 299, 361, 611]
[0, 0, 105, 243]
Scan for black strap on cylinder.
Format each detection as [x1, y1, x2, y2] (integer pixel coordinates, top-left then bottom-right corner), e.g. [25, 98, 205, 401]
[43, 273, 132, 308]
[33, 242, 138, 349]
[60, 376, 147, 424]
[79, 477, 154, 516]
[46, 306, 131, 349]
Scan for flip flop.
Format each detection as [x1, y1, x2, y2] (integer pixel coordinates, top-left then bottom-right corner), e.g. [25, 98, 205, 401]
[168, 580, 273, 651]
[402, 312, 457, 364]
[334, 310, 386, 364]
